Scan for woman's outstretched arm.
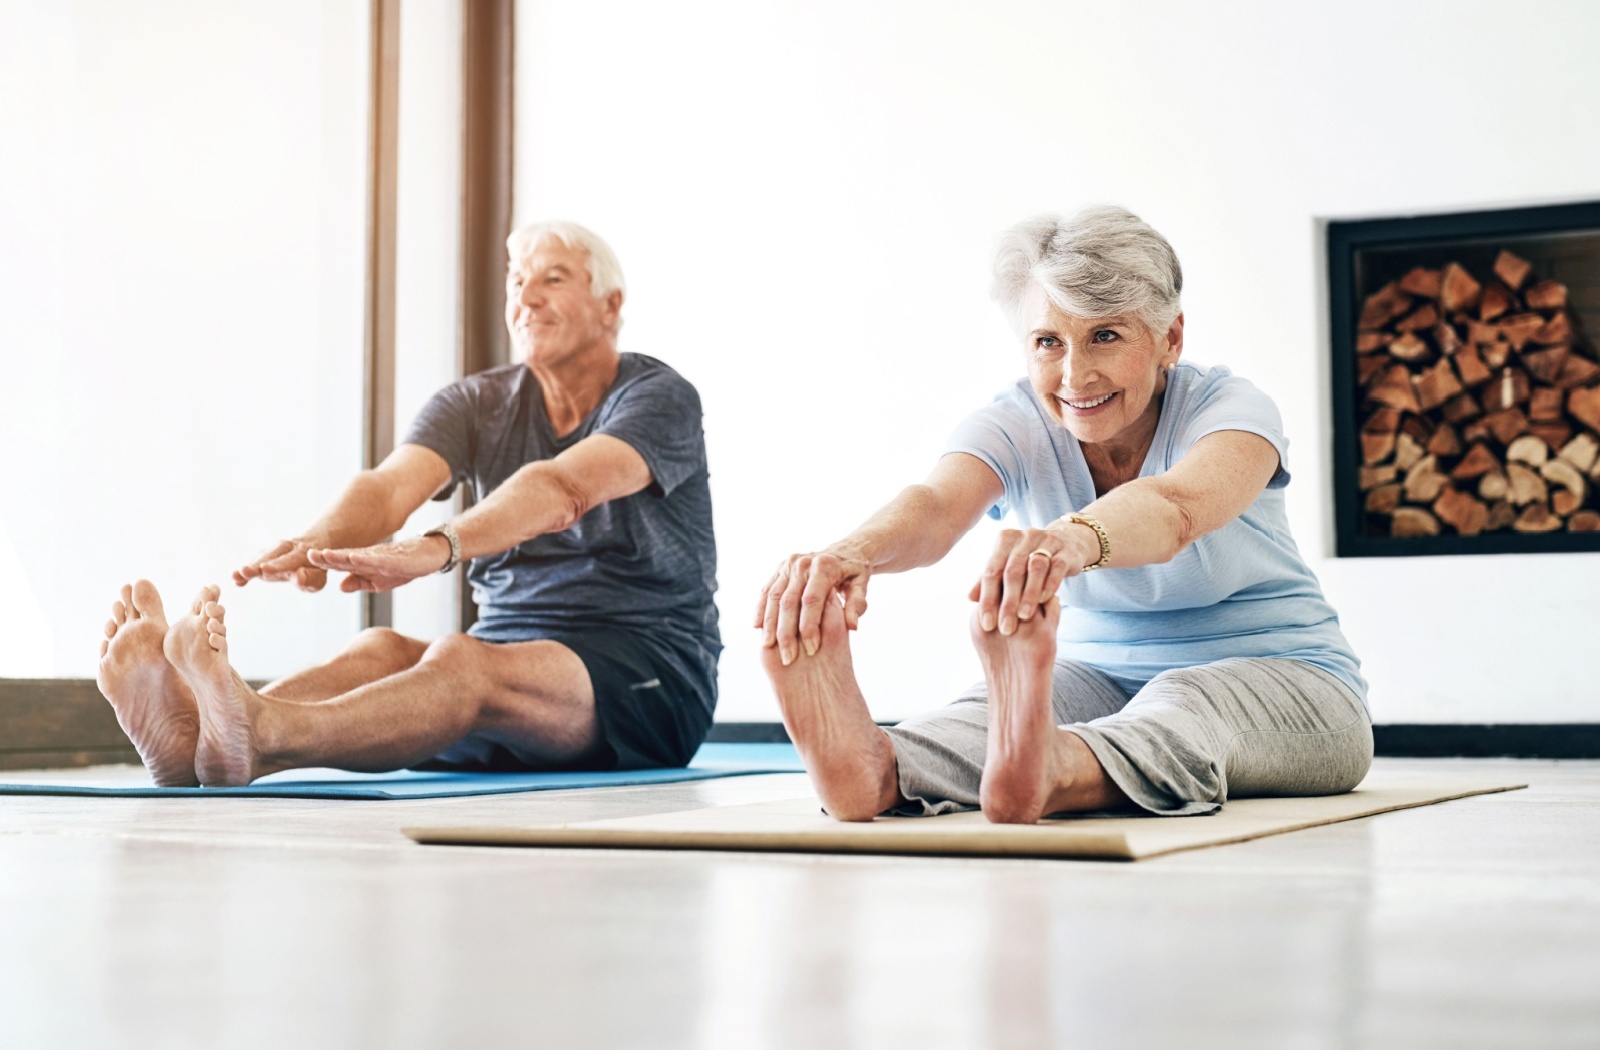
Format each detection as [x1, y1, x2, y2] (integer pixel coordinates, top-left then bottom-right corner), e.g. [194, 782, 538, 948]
[756, 453, 1003, 664]
[975, 430, 1282, 635]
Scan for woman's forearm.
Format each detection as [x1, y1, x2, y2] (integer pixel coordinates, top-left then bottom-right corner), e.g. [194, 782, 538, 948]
[832, 484, 971, 575]
[1063, 477, 1191, 569]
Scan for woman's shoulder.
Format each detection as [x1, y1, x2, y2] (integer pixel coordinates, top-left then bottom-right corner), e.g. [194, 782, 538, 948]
[1168, 361, 1281, 423]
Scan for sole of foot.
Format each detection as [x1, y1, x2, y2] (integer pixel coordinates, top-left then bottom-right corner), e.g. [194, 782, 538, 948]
[761, 596, 895, 822]
[973, 596, 1064, 824]
[164, 585, 259, 787]
[96, 580, 201, 787]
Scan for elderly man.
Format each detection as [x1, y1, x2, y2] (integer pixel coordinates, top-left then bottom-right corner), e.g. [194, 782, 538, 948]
[97, 222, 719, 786]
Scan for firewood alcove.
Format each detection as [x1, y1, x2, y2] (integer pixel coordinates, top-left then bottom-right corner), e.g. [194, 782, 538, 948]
[1329, 201, 1600, 556]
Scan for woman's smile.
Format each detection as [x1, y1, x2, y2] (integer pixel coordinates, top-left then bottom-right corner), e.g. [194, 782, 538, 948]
[1059, 390, 1119, 414]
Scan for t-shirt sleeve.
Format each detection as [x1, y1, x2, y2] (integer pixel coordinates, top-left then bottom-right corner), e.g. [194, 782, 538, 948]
[401, 380, 475, 502]
[1176, 372, 1291, 489]
[594, 370, 706, 498]
[944, 391, 1033, 520]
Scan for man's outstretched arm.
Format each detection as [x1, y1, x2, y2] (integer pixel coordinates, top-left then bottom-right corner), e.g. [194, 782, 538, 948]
[306, 434, 653, 592]
[234, 444, 453, 591]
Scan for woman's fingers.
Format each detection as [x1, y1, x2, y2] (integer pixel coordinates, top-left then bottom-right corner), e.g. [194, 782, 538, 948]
[760, 565, 789, 648]
[797, 555, 844, 656]
[996, 541, 1032, 635]
[1014, 551, 1048, 619]
[774, 556, 812, 665]
[1015, 530, 1063, 619]
[842, 574, 869, 630]
[753, 574, 777, 629]
[975, 532, 1015, 632]
[1040, 553, 1073, 602]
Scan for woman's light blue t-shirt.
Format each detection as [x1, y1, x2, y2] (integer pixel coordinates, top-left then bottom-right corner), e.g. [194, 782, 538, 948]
[945, 361, 1366, 703]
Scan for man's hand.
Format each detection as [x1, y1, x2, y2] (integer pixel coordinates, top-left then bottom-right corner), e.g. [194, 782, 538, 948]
[234, 539, 329, 592]
[306, 535, 453, 593]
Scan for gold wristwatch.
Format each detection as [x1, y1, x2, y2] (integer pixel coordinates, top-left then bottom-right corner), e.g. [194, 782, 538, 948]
[1063, 513, 1111, 571]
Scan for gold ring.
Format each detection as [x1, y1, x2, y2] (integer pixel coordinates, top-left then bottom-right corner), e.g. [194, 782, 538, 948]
[1027, 548, 1055, 561]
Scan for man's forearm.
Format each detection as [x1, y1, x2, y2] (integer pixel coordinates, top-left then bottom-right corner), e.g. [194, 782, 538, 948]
[302, 472, 414, 550]
[446, 461, 589, 561]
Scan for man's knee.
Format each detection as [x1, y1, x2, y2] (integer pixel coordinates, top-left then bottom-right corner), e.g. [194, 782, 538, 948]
[420, 633, 490, 682]
[350, 627, 423, 666]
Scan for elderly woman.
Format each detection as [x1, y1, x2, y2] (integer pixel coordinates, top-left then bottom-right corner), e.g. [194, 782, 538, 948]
[757, 206, 1370, 824]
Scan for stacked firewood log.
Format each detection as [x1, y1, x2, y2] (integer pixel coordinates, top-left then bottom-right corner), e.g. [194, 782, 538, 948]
[1357, 250, 1600, 536]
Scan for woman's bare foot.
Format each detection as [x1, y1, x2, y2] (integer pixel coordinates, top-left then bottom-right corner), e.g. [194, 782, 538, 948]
[761, 596, 899, 821]
[973, 596, 1071, 824]
[96, 581, 200, 787]
[164, 587, 263, 787]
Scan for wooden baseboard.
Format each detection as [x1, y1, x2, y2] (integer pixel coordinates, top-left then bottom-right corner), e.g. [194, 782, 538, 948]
[0, 679, 138, 769]
[6, 684, 1595, 771]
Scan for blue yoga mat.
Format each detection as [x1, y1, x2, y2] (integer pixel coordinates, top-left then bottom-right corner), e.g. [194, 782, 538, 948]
[0, 742, 805, 800]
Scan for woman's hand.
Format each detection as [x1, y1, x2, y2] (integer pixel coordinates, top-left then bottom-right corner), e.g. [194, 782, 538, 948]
[234, 538, 328, 592]
[306, 535, 452, 593]
[754, 545, 872, 665]
[969, 524, 1095, 635]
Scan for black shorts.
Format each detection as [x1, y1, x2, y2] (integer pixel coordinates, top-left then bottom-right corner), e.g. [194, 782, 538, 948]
[421, 625, 717, 772]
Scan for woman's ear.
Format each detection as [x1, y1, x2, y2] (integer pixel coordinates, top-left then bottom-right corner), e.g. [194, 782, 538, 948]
[1162, 312, 1185, 368]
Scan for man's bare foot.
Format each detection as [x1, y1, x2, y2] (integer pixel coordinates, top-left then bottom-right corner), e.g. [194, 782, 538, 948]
[96, 581, 200, 787]
[164, 587, 262, 787]
[973, 596, 1069, 824]
[762, 597, 898, 821]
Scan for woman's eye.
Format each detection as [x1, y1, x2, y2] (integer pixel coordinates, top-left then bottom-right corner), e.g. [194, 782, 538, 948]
[1093, 329, 1118, 343]
[1036, 336, 1060, 349]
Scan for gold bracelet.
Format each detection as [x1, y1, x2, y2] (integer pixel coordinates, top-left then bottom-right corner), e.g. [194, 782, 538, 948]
[1063, 513, 1111, 571]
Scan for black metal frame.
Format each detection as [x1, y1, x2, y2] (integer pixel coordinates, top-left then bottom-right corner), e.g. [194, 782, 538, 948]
[1328, 198, 1600, 558]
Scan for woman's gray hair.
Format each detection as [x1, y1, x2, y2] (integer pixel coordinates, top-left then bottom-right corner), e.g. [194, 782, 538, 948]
[506, 220, 626, 328]
[991, 206, 1183, 337]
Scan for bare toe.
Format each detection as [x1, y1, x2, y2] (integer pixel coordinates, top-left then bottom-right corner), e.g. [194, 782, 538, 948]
[97, 581, 199, 787]
[167, 588, 258, 786]
[131, 579, 168, 625]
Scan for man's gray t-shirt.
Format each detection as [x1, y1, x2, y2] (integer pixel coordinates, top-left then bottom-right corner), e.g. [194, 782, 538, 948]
[402, 354, 720, 674]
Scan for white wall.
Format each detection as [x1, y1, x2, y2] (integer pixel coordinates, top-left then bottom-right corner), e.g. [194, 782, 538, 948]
[0, 1, 369, 678]
[514, 0, 1600, 724]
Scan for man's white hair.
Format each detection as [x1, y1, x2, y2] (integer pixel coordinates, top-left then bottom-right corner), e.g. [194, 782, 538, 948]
[506, 220, 627, 327]
[991, 206, 1183, 337]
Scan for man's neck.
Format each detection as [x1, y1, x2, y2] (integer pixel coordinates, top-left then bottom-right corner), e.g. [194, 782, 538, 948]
[525, 340, 622, 438]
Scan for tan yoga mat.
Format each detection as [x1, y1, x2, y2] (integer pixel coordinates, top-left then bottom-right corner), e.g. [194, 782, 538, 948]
[405, 770, 1526, 861]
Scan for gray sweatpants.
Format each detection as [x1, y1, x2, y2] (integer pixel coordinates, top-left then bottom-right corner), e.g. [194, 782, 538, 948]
[884, 657, 1372, 817]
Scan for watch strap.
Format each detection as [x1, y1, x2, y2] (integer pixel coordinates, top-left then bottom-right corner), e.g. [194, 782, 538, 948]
[422, 523, 461, 574]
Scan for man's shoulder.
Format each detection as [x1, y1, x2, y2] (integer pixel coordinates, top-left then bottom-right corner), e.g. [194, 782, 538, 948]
[611, 353, 702, 405]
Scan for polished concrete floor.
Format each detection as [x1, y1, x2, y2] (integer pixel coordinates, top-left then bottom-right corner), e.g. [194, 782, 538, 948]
[0, 758, 1597, 1050]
